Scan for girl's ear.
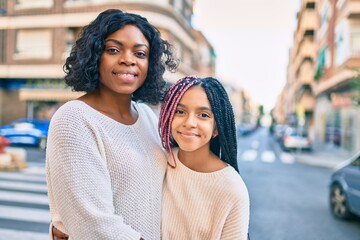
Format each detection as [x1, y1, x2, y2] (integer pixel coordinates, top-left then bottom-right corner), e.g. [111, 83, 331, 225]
[212, 128, 218, 138]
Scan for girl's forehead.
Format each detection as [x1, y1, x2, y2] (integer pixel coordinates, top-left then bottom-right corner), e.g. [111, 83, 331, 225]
[179, 86, 211, 107]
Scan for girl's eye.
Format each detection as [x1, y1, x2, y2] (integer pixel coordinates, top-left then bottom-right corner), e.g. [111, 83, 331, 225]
[175, 109, 184, 115]
[199, 113, 210, 118]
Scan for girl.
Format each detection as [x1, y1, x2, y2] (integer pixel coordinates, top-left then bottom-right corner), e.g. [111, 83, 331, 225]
[159, 76, 250, 239]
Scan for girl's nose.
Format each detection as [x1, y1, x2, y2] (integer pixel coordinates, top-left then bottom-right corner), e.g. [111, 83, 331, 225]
[184, 114, 196, 128]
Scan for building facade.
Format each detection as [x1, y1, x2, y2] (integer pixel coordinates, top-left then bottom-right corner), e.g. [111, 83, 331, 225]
[276, 0, 360, 154]
[0, 0, 216, 124]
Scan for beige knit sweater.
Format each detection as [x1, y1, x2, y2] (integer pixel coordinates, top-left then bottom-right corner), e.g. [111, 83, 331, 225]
[162, 148, 250, 240]
[46, 100, 167, 240]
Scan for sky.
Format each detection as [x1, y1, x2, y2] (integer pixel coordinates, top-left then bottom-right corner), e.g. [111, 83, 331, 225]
[193, 0, 300, 112]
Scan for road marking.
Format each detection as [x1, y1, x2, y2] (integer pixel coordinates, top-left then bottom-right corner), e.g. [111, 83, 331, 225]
[241, 150, 257, 161]
[0, 205, 50, 223]
[0, 171, 45, 182]
[0, 190, 48, 205]
[280, 153, 295, 164]
[0, 181, 47, 192]
[251, 141, 260, 149]
[261, 151, 275, 163]
[0, 228, 48, 240]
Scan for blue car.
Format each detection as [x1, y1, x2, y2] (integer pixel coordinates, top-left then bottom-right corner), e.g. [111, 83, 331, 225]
[0, 118, 50, 150]
[329, 152, 360, 219]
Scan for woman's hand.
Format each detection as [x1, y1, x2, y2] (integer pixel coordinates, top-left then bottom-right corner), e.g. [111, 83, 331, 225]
[52, 225, 69, 240]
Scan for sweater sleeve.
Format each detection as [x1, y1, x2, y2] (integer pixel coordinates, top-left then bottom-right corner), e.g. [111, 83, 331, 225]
[220, 186, 250, 240]
[46, 109, 141, 240]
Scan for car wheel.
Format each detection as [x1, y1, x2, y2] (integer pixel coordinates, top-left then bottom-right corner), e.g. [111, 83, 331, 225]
[330, 184, 352, 219]
[39, 137, 47, 150]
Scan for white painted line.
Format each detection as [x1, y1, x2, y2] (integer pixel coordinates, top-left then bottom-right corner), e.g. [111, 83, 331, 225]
[0, 228, 48, 240]
[241, 150, 257, 161]
[22, 166, 46, 175]
[0, 190, 48, 205]
[251, 141, 260, 149]
[280, 153, 295, 164]
[261, 151, 275, 163]
[0, 205, 50, 223]
[0, 181, 47, 192]
[0, 172, 45, 182]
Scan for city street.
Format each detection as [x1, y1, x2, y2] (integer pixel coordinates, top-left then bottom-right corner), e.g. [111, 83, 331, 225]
[238, 127, 360, 240]
[0, 127, 359, 239]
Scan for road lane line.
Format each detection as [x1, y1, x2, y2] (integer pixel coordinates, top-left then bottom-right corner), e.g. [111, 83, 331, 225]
[261, 151, 275, 163]
[241, 150, 257, 161]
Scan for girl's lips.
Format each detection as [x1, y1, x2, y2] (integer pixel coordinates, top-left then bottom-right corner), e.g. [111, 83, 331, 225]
[178, 131, 199, 137]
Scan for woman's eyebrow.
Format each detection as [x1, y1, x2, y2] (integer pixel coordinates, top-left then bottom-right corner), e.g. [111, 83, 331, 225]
[105, 39, 149, 49]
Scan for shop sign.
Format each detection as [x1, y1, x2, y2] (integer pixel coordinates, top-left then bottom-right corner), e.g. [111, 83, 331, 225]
[330, 93, 353, 108]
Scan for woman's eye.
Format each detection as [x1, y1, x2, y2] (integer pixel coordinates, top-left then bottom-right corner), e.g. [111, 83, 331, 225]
[106, 48, 119, 54]
[135, 51, 147, 58]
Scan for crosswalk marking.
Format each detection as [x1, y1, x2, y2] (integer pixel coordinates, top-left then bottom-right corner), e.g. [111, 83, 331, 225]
[261, 151, 275, 163]
[0, 181, 47, 192]
[0, 190, 48, 204]
[239, 149, 296, 165]
[0, 165, 50, 240]
[0, 228, 48, 240]
[280, 153, 295, 164]
[241, 150, 257, 161]
[251, 141, 260, 149]
[0, 205, 50, 223]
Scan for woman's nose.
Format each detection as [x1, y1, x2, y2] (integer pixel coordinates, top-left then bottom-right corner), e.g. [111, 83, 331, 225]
[119, 52, 135, 66]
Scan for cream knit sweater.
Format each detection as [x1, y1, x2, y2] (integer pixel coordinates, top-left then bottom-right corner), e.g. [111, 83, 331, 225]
[162, 148, 250, 240]
[46, 100, 167, 240]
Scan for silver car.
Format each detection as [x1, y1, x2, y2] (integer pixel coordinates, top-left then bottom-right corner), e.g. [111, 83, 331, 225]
[329, 152, 360, 219]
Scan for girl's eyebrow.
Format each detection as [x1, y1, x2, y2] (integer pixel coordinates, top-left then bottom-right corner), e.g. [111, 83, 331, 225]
[105, 39, 149, 49]
[177, 103, 212, 111]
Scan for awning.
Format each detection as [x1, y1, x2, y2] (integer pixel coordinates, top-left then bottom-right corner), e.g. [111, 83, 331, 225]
[19, 89, 84, 101]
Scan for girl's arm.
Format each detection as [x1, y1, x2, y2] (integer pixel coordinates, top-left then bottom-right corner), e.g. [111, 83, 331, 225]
[221, 193, 250, 240]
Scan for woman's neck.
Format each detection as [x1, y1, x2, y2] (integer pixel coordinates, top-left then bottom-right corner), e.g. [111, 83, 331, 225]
[79, 90, 137, 125]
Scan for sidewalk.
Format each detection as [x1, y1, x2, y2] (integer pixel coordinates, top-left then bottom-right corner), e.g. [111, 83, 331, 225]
[292, 145, 355, 169]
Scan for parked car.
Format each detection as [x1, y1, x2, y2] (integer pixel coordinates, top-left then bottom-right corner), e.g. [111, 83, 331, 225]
[281, 128, 312, 151]
[329, 152, 360, 220]
[0, 118, 50, 150]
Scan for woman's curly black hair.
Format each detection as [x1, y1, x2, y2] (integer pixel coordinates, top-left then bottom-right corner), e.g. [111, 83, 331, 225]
[63, 9, 178, 104]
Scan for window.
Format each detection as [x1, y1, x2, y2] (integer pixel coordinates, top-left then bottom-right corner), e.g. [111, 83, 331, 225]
[16, 0, 53, 9]
[15, 29, 52, 59]
[350, 32, 360, 55]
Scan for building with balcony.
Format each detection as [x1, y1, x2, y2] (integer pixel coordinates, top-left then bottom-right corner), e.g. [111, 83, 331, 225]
[282, 0, 318, 136]
[0, 0, 216, 124]
[312, 0, 360, 153]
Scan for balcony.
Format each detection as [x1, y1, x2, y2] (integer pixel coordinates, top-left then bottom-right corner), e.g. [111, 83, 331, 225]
[346, 0, 360, 18]
[297, 60, 315, 85]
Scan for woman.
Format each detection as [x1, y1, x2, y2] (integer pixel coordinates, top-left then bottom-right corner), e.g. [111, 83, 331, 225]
[46, 9, 178, 239]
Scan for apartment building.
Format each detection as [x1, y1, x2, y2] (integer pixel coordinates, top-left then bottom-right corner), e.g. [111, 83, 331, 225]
[277, 0, 360, 153]
[0, 0, 216, 124]
[312, 0, 360, 152]
[283, 0, 318, 136]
